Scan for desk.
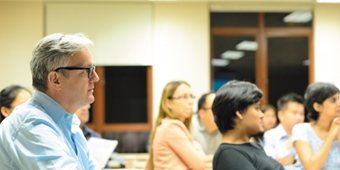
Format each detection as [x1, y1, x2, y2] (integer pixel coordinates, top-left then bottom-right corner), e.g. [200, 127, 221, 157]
[107, 153, 149, 169]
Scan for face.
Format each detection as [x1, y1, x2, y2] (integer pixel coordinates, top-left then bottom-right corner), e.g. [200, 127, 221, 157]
[199, 93, 218, 133]
[239, 102, 264, 135]
[1, 90, 31, 117]
[58, 48, 100, 112]
[262, 108, 277, 131]
[166, 84, 195, 122]
[318, 93, 340, 119]
[74, 105, 90, 125]
[279, 101, 305, 132]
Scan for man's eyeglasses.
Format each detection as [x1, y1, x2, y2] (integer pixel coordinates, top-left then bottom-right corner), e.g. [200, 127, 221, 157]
[54, 65, 96, 78]
[168, 94, 196, 100]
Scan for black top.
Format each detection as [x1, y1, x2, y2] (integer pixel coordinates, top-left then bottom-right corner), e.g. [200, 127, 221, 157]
[213, 142, 284, 170]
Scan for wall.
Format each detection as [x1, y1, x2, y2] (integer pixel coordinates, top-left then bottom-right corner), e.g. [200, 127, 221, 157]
[46, 2, 153, 66]
[314, 4, 340, 88]
[152, 2, 210, 120]
[0, 2, 43, 91]
[1, 1, 340, 121]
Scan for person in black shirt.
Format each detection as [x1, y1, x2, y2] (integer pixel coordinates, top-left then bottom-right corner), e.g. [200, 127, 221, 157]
[212, 80, 283, 170]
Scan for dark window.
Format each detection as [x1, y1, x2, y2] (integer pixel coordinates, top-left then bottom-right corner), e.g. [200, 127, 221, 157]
[211, 12, 258, 27]
[104, 66, 147, 123]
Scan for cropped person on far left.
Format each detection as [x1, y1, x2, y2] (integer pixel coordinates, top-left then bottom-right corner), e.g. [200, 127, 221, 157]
[0, 85, 32, 123]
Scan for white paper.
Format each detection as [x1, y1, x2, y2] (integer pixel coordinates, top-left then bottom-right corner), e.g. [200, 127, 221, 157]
[87, 137, 118, 168]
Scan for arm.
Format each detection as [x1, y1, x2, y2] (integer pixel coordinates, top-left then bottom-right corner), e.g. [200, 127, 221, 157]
[166, 124, 208, 170]
[293, 119, 340, 170]
[14, 121, 91, 170]
[213, 148, 256, 170]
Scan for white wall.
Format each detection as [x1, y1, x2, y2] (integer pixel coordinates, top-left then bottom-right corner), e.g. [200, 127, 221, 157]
[152, 2, 210, 120]
[0, 2, 43, 91]
[46, 2, 153, 66]
[314, 4, 340, 88]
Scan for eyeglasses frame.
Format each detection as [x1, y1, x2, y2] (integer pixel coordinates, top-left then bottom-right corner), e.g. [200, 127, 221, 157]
[54, 65, 96, 78]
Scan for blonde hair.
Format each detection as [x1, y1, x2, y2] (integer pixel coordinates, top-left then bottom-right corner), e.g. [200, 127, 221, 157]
[146, 80, 193, 170]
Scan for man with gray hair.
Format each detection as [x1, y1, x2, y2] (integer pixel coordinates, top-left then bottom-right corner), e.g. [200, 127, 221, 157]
[0, 33, 100, 169]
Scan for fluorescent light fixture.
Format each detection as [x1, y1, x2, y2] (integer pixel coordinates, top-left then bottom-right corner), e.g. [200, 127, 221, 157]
[212, 59, 229, 67]
[317, 0, 340, 2]
[284, 11, 312, 23]
[302, 59, 309, 66]
[221, 50, 244, 60]
[236, 41, 258, 51]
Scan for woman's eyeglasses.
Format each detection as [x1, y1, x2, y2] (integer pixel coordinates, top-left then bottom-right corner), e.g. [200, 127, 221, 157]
[168, 94, 196, 100]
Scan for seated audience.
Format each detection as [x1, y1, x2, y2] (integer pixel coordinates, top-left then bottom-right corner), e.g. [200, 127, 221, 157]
[252, 104, 278, 146]
[0, 33, 100, 169]
[74, 104, 101, 140]
[292, 82, 340, 169]
[192, 92, 222, 154]
[0, 85, 31, 123]
[263, 93, 305, 169]
[212, 80, 283, 170]
[146, 80, 211, 170]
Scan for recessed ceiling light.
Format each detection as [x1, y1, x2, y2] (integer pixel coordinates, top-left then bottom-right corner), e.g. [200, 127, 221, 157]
[221, 50, 244, 60]
[236, 41, 258, 51]
[284, 11, 312, 23]
[212, 59, 229, 67]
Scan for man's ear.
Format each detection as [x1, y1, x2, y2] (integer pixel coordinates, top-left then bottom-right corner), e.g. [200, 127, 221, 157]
[1, 106, 10, 117]
[236, 111, 243, 120]
[48, 71, 61, 89]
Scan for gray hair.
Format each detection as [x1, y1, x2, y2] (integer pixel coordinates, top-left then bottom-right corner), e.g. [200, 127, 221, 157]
[30, 33, 93, 92]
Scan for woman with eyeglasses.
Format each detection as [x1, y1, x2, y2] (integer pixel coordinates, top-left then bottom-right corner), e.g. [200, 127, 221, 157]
[0, 85, 32, 123]
[145, 80, 211, 170]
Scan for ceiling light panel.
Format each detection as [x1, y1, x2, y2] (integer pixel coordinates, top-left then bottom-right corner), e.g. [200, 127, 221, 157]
[236, 41, 258, 51]
[221, 50, 245, 60]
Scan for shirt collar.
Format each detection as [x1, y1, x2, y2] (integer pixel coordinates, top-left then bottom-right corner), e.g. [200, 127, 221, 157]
[32, 91, 74, 129]
[275, 124, 289, 140]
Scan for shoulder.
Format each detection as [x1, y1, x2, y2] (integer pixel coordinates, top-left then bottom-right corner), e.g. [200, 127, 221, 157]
[155, 118, 190, 139]
[293, 122, 310, 129]
[213, 144, 258, 170]
[292, 123, 312, 142]
[292, 122, 311, 134]
[265, 125, 284, 136]
[161, 118, 187, 131]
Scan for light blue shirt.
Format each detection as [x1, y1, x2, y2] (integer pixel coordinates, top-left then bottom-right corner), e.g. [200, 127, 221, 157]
[292, 123, 340, 170]
[263, 124, 302, 170]
[0, 91, 99, 170]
